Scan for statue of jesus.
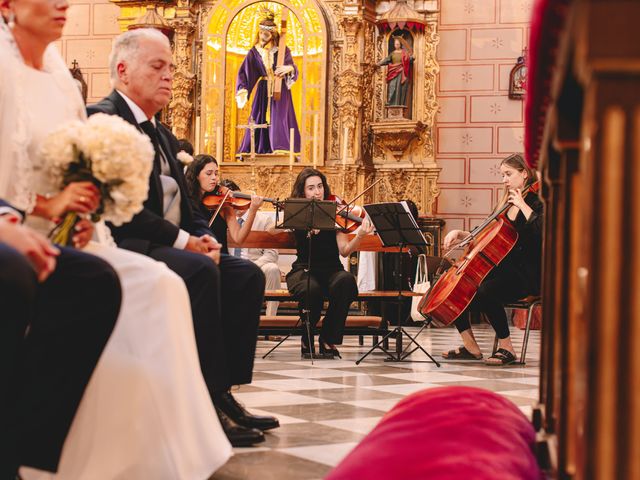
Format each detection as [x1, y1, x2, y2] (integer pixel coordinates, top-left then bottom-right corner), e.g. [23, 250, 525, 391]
[235, 8, 301, 155]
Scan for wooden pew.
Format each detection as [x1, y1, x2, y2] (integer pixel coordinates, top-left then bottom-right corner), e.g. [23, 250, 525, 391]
[229, 231, 421, 340]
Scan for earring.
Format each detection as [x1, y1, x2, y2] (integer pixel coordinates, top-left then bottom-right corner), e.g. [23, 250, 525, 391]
[7, 12, 15, 29]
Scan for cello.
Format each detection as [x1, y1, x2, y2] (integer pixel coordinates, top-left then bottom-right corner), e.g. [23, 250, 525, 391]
[417, 181, 540, 327]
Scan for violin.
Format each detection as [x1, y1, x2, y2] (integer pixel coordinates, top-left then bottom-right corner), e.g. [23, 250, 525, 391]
[202, 185, 281, 212]
[203, 185, 281, 229]
[326, 178, 383, 234]
[327, 194, 365, 234]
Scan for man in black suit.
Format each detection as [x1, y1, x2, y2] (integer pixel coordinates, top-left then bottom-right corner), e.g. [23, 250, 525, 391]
[88, 28, 278, 447]
[0, 200, 121, 477]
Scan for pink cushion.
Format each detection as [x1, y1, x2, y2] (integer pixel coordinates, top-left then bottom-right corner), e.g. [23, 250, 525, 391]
[327, 386, 541, 480]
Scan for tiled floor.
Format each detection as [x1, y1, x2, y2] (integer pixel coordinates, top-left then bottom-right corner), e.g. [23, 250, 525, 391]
[211, 324, 541, 480]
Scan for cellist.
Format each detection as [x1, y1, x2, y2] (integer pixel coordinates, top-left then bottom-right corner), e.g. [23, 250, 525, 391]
[441, 154, 543, 366]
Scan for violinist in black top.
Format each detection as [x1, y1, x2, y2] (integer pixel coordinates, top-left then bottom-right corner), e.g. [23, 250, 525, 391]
[185, 155, 263, 254]
[286, 168, 374, 358]
[441, 154, 543, 366]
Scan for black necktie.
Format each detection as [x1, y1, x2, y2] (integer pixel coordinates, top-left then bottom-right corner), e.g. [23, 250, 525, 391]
[139, 120, 162, 170]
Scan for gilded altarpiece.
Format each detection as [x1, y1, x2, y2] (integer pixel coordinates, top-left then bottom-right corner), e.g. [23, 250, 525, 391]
[109, 0, 440, 214]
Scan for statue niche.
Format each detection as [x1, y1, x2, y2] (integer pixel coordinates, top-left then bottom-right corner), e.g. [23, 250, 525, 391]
[377, 30, 414, 119]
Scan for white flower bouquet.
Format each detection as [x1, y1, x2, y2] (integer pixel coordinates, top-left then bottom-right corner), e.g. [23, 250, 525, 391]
[40, 113, 154, 245]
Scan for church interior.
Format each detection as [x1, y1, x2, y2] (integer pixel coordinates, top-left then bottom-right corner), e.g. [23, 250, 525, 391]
[5, 0, 639, 478]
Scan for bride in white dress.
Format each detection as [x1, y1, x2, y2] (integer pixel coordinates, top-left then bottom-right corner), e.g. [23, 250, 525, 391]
[0, 4, 231, 479]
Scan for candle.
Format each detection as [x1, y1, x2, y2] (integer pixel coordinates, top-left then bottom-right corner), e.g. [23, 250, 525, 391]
[342, 126, 348, 169]
[195, 116, 201, 153]
[313, 114, 319, 169]
[216, 126, 222, 163]
[289, 127, 294, 171]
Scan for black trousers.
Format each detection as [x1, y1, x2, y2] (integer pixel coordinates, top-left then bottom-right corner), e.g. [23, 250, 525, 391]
[454, 263, 528, 339]
[144, 247, 264, 392]
[0, 245, 120, 475]
[286, 268, 358, 345]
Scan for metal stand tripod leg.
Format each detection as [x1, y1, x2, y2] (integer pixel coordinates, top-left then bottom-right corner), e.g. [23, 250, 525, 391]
[356, 245, 440, 366]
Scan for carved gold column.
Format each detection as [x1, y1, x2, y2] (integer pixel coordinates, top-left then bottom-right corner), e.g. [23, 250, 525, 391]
[169, 1, 195, 140]
[336, 16, 363, 167]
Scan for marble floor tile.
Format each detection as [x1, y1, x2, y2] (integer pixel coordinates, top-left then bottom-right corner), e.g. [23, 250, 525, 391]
[260, 422, 365, 449]
[232, 391, 331, 407]
[261, 402, 385, 421]
[249, 378, 349, 391]
[363, 382, 443, 396]
[289, 387, 403, 402]
[318, 374, 422, 387]
[211, 451, 330, 480]
[498, 388, 540, 399]
[445, 369, 539, 380]
[378, 371, 483, 383]
[342, 398, 402, 412]
[279, 442, 359, 467]
[266, 368, 363, 379]
[317, 417, 383, 435]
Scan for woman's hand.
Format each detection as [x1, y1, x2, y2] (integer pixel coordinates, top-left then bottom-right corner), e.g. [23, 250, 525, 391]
[356, 217, 374, 238]
[274, 65, 294, 77]
[43, 182, 100, 219]
[249, 194, 264, 212]
[507, 188, 527, 211]
[443, 229, 468, 251]
[71, 218, 94, 249]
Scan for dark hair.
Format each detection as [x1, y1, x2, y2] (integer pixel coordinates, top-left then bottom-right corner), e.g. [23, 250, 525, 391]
[290, 167, 332, 199]
[185, 154, 218, 201]
[177, 138, 194, 156]
[220, 179, 240, 192]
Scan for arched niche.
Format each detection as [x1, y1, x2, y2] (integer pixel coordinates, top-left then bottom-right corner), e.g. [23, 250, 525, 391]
[200, 0, 328, 165]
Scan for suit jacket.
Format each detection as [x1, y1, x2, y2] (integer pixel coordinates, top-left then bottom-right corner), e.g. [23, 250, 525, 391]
[87, 91, 210, 253]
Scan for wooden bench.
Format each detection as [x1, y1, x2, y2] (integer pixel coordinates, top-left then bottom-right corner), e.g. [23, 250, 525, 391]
[230, 231, 422, 343]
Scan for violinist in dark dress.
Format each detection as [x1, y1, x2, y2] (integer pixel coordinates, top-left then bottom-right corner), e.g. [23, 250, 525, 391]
[286, 168, 374, 358]
[441, 154, 543, 366]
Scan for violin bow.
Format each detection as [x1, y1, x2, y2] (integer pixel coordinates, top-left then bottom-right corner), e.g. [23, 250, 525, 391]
[337, 178, 383, 215]
[208, 188, 233, 228]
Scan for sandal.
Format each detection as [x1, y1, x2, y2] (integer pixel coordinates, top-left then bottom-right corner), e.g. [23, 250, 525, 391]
[485, 348, 517, 366]
[442, 346, 483, 360]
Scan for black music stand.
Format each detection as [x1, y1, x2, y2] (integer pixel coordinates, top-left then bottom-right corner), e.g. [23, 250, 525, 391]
[262, 199, 337, 363]
[355, 202, 440, 366]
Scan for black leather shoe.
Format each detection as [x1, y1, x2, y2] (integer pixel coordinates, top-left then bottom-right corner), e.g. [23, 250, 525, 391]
[214, 391, 280, 431]
[319, 337, 341, 359]
[216, 407, 265, 447]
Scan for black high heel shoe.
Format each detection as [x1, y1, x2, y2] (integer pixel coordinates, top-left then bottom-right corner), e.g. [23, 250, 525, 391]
[301, 334, 315, 359]
[319, 338, 341, 359]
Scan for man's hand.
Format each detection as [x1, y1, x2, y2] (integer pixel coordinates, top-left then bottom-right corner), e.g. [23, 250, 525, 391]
[185, 234, 222, 264]
[0, 219, 59, 282]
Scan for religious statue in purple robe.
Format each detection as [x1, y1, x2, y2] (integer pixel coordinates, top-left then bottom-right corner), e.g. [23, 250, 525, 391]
[235, 10, 301, 155]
